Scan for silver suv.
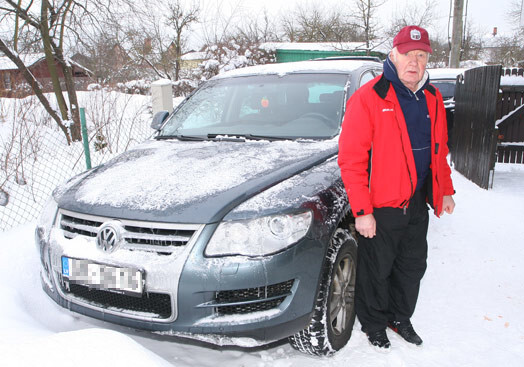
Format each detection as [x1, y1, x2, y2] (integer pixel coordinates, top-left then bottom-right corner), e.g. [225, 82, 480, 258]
[35, 59, 383, 355]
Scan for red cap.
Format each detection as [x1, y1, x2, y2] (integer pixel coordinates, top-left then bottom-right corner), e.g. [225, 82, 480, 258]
[393, 25, 432, 54]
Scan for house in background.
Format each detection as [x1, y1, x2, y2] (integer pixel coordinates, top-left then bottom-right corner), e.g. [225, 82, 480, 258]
[0, 53, 92, 97]
[180, 51, 207, 70]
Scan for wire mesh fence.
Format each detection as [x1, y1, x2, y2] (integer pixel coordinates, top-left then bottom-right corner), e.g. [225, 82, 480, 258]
[0, 90, 153, 232]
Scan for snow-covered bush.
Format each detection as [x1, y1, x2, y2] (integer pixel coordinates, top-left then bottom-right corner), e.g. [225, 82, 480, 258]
[196, 41, 276, 81]
[116, 80, 151, 95]
[172, 78, 199, 97]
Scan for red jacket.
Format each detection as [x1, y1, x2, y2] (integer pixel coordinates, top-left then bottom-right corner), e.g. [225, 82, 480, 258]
[338, 74, 455, 217]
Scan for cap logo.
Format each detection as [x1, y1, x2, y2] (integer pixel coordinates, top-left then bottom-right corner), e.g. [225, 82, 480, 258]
[410, 29, 421, 40]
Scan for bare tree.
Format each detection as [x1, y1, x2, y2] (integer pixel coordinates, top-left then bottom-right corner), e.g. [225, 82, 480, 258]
[232, 10, 279, 45]
[99, 0, 201, 82]
[507, 0, 524, 32]
[384, 0, 436, 38]
[77, 29, 139, 84]
[0, 0, 99, 142]
[352, 0, 385, 54]
[486, 34, 524, 66]
[199, 0, 245, 47]
[166, 1, 200, 81]
[281, 4, 361, 43]
[460, 22, 483, 62]
[0, 38, 71, 143]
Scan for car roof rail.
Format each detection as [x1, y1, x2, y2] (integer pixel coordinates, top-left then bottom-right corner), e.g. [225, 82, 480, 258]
[312, 56, 383, 63]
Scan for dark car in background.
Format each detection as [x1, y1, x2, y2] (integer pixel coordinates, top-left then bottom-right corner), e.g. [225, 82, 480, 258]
[428, 68, 466, 150]
[35, 59, 383, 356]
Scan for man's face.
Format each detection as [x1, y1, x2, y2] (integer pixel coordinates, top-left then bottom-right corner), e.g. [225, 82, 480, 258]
[391, 49, 429, 92]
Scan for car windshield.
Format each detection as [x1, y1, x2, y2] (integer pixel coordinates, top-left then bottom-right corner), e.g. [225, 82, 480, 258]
[432, 81, 456, 100]
[158, 73, 349, 139]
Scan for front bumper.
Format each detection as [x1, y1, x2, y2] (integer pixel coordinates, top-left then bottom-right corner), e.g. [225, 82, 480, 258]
[36, 220, 327, 344]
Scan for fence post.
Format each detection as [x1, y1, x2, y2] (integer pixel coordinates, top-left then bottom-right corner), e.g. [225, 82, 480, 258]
[151, 79, 174, 115]
[79, 107, 92, 170]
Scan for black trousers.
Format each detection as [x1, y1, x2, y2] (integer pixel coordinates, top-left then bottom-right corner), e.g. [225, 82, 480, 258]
[355, 189, 429, 333]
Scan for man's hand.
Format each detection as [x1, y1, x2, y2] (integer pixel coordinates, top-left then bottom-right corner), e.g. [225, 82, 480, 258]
[440, 195, 455, 215]
[355, 214, 376, 238]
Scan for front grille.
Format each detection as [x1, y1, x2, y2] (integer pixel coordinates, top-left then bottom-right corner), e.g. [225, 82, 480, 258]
[217, 298, 284, 315]
[215, 279, 294, 315]
[66, 283, 172, 319]
[58, 209, 201, 254]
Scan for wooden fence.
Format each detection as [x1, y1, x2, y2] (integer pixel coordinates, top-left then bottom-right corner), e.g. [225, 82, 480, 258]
[502, 67, 524, 76]
[452, 65, 501, 189]
[496, 72, 524, 163]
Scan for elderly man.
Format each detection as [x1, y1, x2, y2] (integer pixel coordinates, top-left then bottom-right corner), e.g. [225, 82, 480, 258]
[338, 25, 455, 350]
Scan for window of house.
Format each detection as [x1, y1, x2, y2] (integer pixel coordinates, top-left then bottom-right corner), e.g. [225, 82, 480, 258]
[3, 73, 12, 90]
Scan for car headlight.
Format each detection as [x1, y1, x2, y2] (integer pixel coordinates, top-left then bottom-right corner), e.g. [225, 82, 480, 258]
[36, 196, 58, 243]
[205, 211, 312, 257]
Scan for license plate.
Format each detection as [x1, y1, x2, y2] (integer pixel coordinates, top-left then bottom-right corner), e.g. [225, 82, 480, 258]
[62, 257, 143, 295]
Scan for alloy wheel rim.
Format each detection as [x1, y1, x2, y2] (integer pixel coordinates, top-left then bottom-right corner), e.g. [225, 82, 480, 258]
[329, 254, 355, 335]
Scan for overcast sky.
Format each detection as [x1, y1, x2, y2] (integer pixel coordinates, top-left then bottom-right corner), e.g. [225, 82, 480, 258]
[382, 0, 518, 35]
[180, 0, 521, 51]
[201, 0, 518, 37]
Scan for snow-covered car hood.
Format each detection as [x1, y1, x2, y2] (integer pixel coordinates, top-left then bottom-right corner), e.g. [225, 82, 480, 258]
[55, 138, 338, 223]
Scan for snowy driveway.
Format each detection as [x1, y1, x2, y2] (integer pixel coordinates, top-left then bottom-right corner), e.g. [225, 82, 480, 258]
[1, 165, 523, 367]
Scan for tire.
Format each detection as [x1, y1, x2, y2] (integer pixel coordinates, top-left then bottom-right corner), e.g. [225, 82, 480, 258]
[289, 227, 358, 356]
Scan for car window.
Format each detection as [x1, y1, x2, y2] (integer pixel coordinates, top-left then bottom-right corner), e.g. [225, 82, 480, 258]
[359, 70, 375, 88]
[160, 73, 349, 139]
[175, 84, 230, 128]
[432, 81, 456, 100]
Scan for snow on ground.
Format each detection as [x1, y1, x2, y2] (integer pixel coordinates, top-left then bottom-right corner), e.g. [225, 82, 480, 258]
[1, 164, 524, 366]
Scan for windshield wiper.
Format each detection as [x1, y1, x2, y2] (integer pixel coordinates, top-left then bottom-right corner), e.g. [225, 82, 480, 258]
[241, 134, 290, 141]
[205, 134, 289, 141]
[155, 133, 290, 142]
[156, 134, 207, 141]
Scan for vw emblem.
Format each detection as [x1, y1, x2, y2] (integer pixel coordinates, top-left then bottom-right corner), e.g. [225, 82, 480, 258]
[96, 221, 123, 253]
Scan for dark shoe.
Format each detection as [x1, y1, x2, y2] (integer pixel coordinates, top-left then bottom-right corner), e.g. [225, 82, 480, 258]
[388, 320, 423, 346]
[366, 329, 391, 349]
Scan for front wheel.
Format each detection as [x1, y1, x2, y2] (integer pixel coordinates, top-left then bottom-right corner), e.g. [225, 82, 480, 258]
[289, 228, 358, 356]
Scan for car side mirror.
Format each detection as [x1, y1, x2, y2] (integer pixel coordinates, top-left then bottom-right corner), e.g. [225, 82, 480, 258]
[151, 110, 169, 131]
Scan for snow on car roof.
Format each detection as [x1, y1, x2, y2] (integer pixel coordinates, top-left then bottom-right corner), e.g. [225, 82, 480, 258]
[427, 68, 467, 80]
[213, 59, 380, 79]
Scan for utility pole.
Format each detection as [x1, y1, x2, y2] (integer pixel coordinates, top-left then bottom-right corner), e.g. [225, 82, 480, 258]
[520, 0, 524, 27]
[449, 0, 464, 68]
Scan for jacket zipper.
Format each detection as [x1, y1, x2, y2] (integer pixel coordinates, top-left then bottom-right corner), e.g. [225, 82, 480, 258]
[432, 96, 441, 214]
[368, 144, 373, 191]
[398, 120, 414, 215]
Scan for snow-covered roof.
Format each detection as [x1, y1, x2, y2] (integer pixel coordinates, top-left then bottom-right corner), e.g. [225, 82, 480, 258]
[259, 41, 390, 54]
[501, 75, 524, 86]
[0, 53, 45, 70]
[181, 51, 207, 61]
[213, 59, 380, 79]
[427, 68, 468, 80]
[0, 52, 91, 74]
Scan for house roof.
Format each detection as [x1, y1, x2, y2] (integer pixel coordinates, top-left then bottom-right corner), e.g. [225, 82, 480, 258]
[0, 53, 45, 70]
[0, 52, 92, 74]
[181, 51, 207, 61]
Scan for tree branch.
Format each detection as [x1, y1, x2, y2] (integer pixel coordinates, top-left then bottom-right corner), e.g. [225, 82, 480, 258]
[0, 38, 72, 144]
